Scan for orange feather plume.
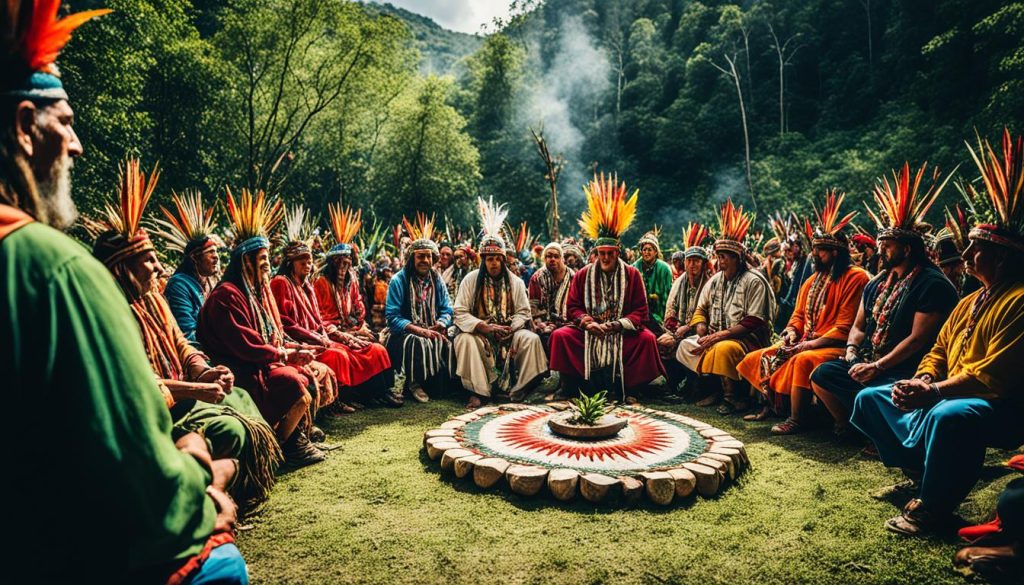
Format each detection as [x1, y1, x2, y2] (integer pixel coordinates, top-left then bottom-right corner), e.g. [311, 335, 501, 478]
[965, 128, 1024, 234]
[103, 157, 159, 239]
[402, 212, 437, 242]
[813, 189, 857, 236]
[9, 0, 113, 74]
[224, 186, 283, 242]
[867, 162, 951, 232]
[327, 203, 361, 244]
[578, 172, 638, 240]
[715, 199, 754, 243]
[149, 190, 216, 253]
[683, 222, 709, 248]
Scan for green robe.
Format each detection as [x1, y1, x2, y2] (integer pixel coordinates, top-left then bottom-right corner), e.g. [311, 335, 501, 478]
[633, 257, 673, 324]
[1, 222, 215, 579]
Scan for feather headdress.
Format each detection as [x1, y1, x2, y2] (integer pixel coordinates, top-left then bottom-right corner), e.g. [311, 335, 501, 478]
[476, 196, 508, 256]
[149, 190, 221, 256]
[2, 1, 112, 99]
[682, 222, 710, 260]
[578, 172, 638, 248]
[713, 199, 754, 256]
[811, 189, 856, 248]
[224, 187, 283, 257]
[404, 212, 440, 256]
[91, 158, 159, 268]
[932, 204, 971, 266]
[867, 162, 951, 241]
[276, 204, 315, 262]
[323, 203, 361, 259]
[964, 128, 1024, 251]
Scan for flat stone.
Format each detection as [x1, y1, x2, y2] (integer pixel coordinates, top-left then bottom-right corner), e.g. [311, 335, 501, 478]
[619, 476, 643, 507]
[580, 473, 622, 504]
[666, 468, 697, 497]
[547, 401, 572, 411]
[453, 413, 480, 422]
[711, 441, 748, 464]
[425, 438, 461, 460]
[547, 468, 580, 501]
[683, 461, 722, 497]
[423, 428, 456, 446]
[638, 471, 675, 505]
[454, 454, 483, 479]
[473, 406, 499, 416]
[696, 456, 728, 479]
[702, 452, 737, 480]
[506, 465, 548, 496]
[440, 448, 475, 472]
[473, 457, 510, 489]
[440, 419, 467, 430]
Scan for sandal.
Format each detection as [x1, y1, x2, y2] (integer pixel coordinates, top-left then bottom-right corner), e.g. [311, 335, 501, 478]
[885, 499, 949, 537]
[770, 417, 802, 435]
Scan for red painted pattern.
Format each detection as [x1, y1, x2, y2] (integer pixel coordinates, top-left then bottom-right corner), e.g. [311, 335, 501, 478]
[493, 411, 677, 463]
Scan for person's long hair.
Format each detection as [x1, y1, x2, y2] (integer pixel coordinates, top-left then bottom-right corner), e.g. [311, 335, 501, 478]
[0, 98, 44, 221]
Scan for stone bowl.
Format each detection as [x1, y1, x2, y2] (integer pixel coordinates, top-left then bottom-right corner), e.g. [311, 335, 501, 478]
[547, 411, 629, 440]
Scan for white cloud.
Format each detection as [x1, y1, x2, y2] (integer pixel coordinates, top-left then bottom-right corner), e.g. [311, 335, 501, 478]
[377, 0, 513, 34]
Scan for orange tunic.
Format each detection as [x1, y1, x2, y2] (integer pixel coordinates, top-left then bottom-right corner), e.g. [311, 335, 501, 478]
[738, 266, 869, 397]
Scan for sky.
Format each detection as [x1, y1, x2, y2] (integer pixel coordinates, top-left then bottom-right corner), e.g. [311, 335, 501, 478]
[374, 0, 515, 34]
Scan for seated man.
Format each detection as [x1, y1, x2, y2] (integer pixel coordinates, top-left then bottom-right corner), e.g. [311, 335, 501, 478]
[633, 228, 673, 334]
[1, 6, 244, 580]
[738, 191, 869, 433]
[199, 189, 329, 467]
[384, 214, 456, 402]
[276, 205, 397, 408]
[155, 190, 223, 345]
[811, 164, 957, 438]
[851, 130, 1024, 536]
[528, 241, 575, 349]
[675, 205, 775, 413]
[93, 160, 281, 512]
[453, 198, 548, 407]
[549, 173, 665, 400]
[561, 237, 586, 271]
[657, 223, 712, 397]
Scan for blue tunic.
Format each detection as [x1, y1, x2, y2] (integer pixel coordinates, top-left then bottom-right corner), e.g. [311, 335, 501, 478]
[165, 271, 206, 343]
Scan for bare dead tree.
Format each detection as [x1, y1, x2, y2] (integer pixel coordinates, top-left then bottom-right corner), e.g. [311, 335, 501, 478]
[767, 23, 802, 137]
[530, 126, 565, 240]
[709, 53, 757, 211]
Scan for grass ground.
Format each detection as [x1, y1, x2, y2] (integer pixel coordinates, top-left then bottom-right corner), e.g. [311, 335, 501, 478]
[238, 391, 1017, 585]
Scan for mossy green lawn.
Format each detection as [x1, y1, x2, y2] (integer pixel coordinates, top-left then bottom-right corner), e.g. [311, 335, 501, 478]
[239, 398, 1016, 584]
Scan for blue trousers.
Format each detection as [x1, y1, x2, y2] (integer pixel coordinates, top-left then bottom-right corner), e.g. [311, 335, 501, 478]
[185, 543, 249, 585]
[851, 386, 1024, 514]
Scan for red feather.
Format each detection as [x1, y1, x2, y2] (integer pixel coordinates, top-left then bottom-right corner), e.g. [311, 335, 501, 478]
[19, 0, 112, 74]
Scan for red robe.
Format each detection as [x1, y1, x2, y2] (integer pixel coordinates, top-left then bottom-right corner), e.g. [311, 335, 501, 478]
[549, 262, 665, 390]
[198, 281, 309, 425]
[271, 275, 390, 387]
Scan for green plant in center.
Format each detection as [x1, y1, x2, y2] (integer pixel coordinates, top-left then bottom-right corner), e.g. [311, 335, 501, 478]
[570, 390, 610, 426]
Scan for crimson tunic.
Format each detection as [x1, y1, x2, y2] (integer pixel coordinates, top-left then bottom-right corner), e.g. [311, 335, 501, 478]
[198, 281, 309, 425]
[549, 263, 666, 390]
[271, 275, 390, 387]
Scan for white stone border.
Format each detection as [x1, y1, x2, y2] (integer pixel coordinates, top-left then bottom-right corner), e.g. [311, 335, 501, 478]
[422, 403, 749, 506]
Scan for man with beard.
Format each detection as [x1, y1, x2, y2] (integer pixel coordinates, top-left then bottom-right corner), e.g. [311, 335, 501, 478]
[738, 191, 869, 433]
[634, 228, 673, 333]
[274, 205, 398, 409]
[852, 233, 881, 274]
[675, 207, 776, 413]
[384, 213, 456, 403]
[1, 4, 247, 581]
[94, 159, 282, 514]
[528, 241, 575, 348]
[657, 223, 713, 397]
[549, 173, 665, 400]
[199, 189, 330, 467]
[852, 130, 1024, 536]
[442, 244, 473, 299]
[152, 190, 224, 344]
[811, 164, 958, 439]
[453, 198, 548, 407]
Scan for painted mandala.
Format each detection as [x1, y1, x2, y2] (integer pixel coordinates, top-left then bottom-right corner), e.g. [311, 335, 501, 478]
[423, 404, 749, 506]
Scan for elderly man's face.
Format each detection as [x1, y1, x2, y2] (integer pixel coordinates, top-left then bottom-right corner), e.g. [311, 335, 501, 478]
[544, 248, 564, 272]
[640, 243, 657, 263]
[126, 250, 165, 296]
[716, 251, 739, 274]
[483, 253, 504, 277]
[293, 254, 313, 280]
[964, 239, 1005, 286]
[16, 99, 83, 229]
[254, 248, 271, 280]
[597, 247, 618, 271]
[193, 246, 220, 277]
[413, 250, 434, 275]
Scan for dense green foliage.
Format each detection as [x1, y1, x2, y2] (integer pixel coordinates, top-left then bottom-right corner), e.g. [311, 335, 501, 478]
[62, 0, 1024, 243]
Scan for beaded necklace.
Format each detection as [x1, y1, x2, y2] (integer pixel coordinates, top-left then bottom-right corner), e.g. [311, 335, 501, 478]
[867, 265, 921, 357]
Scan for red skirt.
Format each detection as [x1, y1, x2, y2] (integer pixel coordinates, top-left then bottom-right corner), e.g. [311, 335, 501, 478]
[315, 341, 392, 387]
[549, 326, 665, 390]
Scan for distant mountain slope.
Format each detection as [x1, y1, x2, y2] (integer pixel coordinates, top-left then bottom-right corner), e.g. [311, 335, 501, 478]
[363, 2, 484, 74]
